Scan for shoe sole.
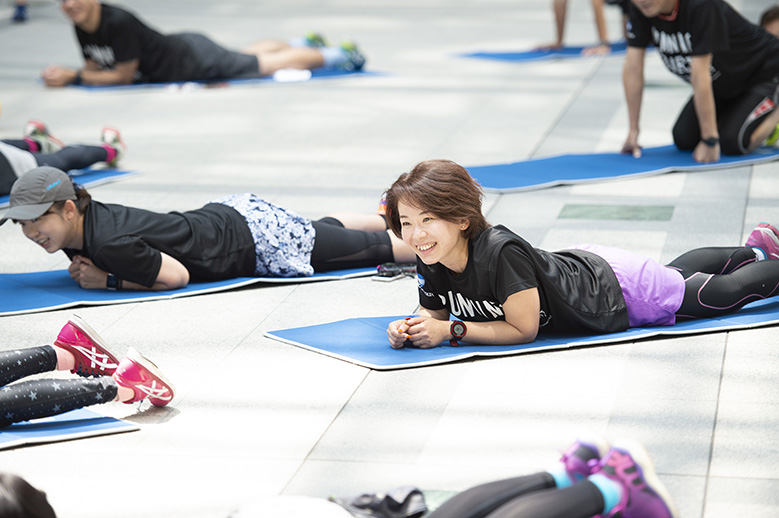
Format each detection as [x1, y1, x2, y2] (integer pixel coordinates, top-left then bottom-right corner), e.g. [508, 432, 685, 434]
[55, 314, 120, 374]
[125, 347, 176, 405]
[611, 439, 680, 518]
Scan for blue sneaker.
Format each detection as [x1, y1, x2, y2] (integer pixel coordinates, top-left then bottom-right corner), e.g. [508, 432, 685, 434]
[12, 3, 27, 23]
[597, 440, 679, 518]
[560, 432, 610, 481]
[340, 41, 366, 71]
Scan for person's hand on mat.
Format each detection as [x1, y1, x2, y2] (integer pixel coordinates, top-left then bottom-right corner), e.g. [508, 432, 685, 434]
[533, 42, 564, 52]
[41, 65, 79, 87]
[582, 43, 611, 56]
[68, 256, 108, 289]
[389, 316, 449, 349]
[621, 131, 642, 158]
[693, 140, 720, 163]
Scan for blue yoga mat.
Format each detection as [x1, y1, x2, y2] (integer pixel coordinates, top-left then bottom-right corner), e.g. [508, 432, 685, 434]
[0, 408, 138, 450]
[460, 41, 627, 63]
[0, 267, 376, 316]
[1, 168, 137, 208]
[266, 298, 779, 370]
[68, 68, 378, 91]
[468, 145, 779, 193]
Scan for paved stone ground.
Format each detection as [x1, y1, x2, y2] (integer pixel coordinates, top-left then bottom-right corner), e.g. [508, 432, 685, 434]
[0, 0, 777, 516]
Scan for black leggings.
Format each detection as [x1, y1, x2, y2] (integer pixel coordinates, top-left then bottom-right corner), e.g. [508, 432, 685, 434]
[0, 346, 118, 428]
[310, 217, 394, 272]
[1, 139, 109, 171]
[672, 79, 779, 155]
[427, 472, 604, 518]
[667, 247, 779, 319]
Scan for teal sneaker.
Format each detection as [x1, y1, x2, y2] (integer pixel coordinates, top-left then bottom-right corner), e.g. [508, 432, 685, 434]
[340, 41, 366, 71]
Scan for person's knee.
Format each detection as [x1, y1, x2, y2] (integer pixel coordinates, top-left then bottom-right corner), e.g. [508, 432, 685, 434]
[672, 125, 698, 151]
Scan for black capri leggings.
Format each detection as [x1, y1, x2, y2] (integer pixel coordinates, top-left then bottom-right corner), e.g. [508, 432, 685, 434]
[672, 79, 779, 155]
[667, 247, 779, 319]
[310, 217, 394, 272]
[426, 472, 604, 518]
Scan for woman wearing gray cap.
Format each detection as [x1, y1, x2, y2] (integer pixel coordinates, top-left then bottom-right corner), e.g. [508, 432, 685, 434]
[1, 166, 414, 291]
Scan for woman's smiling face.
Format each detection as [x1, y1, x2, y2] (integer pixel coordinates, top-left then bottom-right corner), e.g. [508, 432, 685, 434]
[398, 200, 470, 273]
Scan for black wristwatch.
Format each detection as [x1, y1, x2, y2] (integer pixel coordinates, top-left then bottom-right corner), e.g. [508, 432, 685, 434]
[106, 274, 122, 290]
[450, 320, 467, 347]
[701, 136, 719, 147]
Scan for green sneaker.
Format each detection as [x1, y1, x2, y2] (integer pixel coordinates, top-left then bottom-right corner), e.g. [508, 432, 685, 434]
[340, 41, 366, 72]
[766, 123, 779, 147]
[304, 32, 329, 48]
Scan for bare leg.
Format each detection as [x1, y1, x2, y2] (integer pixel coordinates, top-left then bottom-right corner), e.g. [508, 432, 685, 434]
[252, 47, 325, 76]
[748, 109, 779, 152]
[328, 212, 387, 232]
[241, 39, 291, 54]
[388, 231, 416, 263]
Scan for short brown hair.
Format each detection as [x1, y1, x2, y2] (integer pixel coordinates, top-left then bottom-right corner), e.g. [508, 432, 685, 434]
[384, 159, 490, 239]
[761, 5, 779, 27]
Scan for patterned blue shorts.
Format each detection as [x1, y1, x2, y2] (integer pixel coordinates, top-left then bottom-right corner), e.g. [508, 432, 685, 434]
[212, 194, 316, 277]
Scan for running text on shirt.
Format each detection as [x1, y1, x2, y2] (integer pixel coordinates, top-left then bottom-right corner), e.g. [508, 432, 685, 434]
[651, 27, 720, 82]
[83, 44, 116, 69]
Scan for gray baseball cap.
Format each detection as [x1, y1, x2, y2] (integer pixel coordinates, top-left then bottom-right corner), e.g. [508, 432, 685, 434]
[0, 167, 76, 225]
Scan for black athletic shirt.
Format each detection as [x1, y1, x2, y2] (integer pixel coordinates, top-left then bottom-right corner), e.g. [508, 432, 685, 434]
[75, 3, 199, 83]
[627, 0, 779, 99]
[416, 225, 629, 335]
[63, 201, 256, 288]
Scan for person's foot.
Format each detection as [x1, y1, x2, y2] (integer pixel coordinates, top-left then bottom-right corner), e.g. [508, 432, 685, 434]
[597, 440, 679, 518]
[100, 127, 125, 167]
[113, 347, 175, 407]
[304, 32, 329, 48]
[746, 222, 779, 260]
[12, 3, 27, 22]
[339, 41, 366, 71]
[560, 432, 610, 481]
[54, 315, 121, 377]
[24, 120, 64, 154]
[766, 123, 779, 147]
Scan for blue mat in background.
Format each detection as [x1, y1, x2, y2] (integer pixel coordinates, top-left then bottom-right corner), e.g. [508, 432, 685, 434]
[0, 267, 376, 316]
[460, 41, 627, 63]
[0, 408, 138, 450]
[1, 168, 137, 208]
[468, 145, 779, 193]
[265, 298, 779, 370]
[68, 68, 377, 91]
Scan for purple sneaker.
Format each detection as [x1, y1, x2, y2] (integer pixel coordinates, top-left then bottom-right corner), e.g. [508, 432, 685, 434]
[746, 223, 779, 260]
[597, 440, 679, 518]
[560, 432, 610, 481]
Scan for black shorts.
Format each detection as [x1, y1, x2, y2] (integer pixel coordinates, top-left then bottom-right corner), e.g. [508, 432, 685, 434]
[174, 33, 260, 81]
[673, 78, 779, 155]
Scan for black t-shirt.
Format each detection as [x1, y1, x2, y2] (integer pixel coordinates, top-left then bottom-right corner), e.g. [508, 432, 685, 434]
[64, 201, 256, 288]
[75, 3, 198, 83]
[416, 225, 629, 335]
[627, 0, 779, 98]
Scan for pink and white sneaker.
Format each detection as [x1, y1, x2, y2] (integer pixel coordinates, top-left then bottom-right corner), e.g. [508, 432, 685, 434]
[745, 223, 779, 260]
[54, 315, 120, 377]
[100, 127, 125, 167]
[114, 348, 175, 407]
[24, 119, 65, 154]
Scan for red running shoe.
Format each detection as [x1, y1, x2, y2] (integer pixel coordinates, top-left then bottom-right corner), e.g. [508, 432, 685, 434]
[54, 315, 120, 377]
[114, 348, 175, 407]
